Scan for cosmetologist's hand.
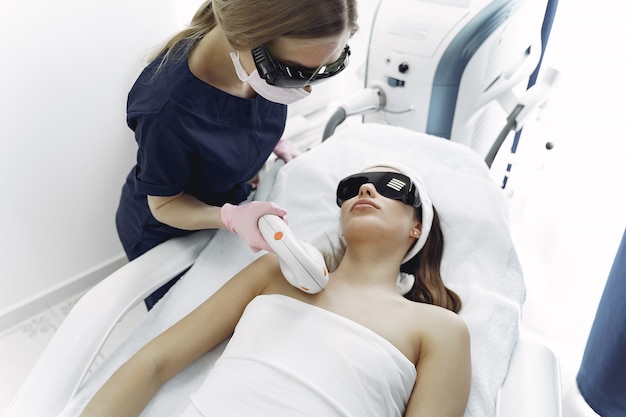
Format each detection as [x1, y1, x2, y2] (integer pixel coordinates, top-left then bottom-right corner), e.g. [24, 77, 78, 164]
[220, 201, 288, 252]
[273, 136, 302, 162]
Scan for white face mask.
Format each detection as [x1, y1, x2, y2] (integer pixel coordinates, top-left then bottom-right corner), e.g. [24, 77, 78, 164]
[229, 51, 311, 105]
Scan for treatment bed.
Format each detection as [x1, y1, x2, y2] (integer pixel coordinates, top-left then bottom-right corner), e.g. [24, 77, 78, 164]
[5, 124, 561, 417]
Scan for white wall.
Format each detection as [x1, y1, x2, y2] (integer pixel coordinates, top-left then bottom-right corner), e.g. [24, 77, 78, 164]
[0, 0, 197, 314]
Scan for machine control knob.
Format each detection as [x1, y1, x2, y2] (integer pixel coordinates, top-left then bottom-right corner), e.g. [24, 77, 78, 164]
[398, 62, 409, 73]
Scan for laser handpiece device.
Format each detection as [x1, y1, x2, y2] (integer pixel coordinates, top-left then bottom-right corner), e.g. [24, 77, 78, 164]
[258, 214, 329, 294]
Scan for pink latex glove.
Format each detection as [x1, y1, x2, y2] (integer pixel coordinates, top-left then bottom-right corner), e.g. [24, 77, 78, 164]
[220, 201, 288, 252]
[273, 136, 302, 163]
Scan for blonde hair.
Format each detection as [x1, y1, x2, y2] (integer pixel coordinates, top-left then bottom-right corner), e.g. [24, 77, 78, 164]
[152, 0, 358, 65]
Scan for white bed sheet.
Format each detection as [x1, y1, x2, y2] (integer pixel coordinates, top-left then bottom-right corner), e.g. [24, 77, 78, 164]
[58, 123, 525, 417]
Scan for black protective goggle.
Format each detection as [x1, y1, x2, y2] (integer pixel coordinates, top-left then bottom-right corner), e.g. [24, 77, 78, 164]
[251, 44, 350, 88]
[336, 171, 422, 208]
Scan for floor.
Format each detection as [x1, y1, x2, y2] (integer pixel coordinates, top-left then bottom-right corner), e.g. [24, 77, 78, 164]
[0, 295, 148, 414]
[1, 1, 625, 416]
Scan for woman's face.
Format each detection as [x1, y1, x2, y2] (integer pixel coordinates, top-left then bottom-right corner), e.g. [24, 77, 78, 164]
[339, 168, 420, 244]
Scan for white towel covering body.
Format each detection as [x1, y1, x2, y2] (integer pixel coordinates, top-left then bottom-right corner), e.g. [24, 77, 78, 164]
[185, 294, 416, 417]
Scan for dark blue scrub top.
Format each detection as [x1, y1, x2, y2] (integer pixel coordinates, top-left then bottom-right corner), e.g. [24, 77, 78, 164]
[116, 46, 287, 260]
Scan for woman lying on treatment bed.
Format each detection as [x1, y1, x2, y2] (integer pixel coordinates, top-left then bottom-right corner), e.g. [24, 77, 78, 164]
[78, 163, 471, 417]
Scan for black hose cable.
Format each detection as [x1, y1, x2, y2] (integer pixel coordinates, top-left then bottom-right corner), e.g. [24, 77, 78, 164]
[322, 107, 347, 142]
[485, 104, 525, 168]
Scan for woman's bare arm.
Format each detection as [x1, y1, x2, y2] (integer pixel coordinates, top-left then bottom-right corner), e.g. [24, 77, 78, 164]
[147, 193, 225, 230]
[79, 254, 279, 417]
[405, 310, 471, 417]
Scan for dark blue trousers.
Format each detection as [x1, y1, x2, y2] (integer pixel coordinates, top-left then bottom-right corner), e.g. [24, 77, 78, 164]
[577, 228, 626, 416]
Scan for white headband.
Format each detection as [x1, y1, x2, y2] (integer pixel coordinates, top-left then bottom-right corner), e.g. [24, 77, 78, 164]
[362, 162, 433, 265]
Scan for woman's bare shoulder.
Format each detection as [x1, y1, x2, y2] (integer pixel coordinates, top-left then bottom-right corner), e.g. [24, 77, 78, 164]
[251, 253, 297, 294]
[408, 301, 469, 344]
